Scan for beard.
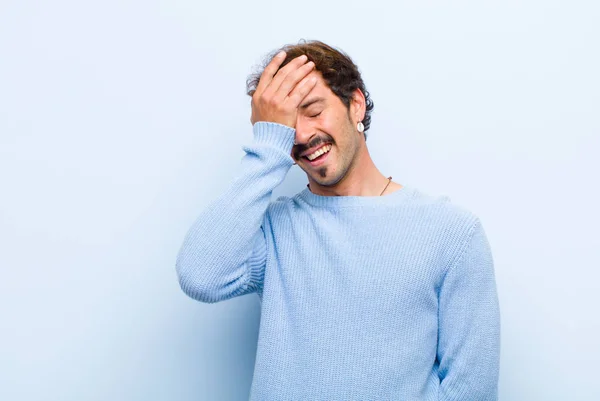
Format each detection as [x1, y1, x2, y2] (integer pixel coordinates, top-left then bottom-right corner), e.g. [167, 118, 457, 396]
[306, 117, 359, 187]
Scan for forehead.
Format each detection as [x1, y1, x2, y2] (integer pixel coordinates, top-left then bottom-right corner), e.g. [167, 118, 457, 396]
[300, 70, 340, 107]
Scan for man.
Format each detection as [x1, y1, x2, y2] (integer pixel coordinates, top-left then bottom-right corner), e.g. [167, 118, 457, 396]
[176, 40, 500, 400]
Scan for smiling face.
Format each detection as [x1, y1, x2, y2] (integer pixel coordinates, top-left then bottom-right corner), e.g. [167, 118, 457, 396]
[291, 71, 366, 187]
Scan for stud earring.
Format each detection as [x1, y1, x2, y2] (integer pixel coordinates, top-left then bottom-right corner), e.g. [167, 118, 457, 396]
[357, 121, 364, 133]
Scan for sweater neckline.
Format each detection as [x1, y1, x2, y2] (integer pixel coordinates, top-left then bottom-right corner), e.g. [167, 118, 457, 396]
[297, 183, 414, 208]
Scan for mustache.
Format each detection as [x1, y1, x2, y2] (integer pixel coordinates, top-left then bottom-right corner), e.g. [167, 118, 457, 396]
[292, 136, 335, 159]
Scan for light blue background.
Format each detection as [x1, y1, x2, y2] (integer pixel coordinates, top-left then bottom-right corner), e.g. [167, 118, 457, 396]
[1, 1, 598, 400]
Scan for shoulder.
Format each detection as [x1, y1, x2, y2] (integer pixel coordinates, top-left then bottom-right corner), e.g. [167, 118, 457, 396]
[262, 195, 299, 226]
[405, 186, 484, 264]
[407, 185, 480, 228]
[267, 194, 296, 212]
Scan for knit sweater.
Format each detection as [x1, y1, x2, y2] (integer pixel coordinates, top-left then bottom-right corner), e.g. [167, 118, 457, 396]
[175, 122, 501, 401]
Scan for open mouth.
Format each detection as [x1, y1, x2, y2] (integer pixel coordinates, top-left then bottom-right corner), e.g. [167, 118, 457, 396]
[303, 144, 332, 166]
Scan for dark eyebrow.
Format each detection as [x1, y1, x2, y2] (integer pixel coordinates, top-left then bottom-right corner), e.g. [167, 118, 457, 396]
[299, 97, 325, 109]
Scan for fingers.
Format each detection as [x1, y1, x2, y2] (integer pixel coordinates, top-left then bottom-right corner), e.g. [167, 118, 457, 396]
[286, 75, 318, 108]
[268, 54, 310, 95]
[249, 51, 317, 128]
[254, 50, 287, 95]
[274, 60, 315, 100]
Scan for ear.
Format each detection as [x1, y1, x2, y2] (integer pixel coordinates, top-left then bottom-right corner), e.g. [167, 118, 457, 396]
[350, 88, 366, 124]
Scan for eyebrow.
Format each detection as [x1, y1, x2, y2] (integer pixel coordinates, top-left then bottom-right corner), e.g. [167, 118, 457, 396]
[300, 97, 325, 109]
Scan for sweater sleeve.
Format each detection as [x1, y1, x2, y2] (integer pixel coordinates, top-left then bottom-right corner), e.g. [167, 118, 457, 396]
[175, 122, 296, 303]
[437, 219, 501, 401]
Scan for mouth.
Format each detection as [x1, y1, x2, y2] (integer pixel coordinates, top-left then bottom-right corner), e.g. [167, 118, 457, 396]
[303, 144, 332, 167]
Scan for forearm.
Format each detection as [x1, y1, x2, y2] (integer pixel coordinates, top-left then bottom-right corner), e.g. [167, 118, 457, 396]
[175, 122, 295, 303]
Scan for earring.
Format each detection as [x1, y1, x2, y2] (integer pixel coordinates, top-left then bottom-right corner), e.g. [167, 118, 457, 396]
[357, 121, 364, 133]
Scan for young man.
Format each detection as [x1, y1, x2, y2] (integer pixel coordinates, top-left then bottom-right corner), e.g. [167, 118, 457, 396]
[176, 40, 500, 400]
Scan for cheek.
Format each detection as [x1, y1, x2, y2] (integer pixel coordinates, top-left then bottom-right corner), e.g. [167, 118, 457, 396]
[321, 112, 347, 136]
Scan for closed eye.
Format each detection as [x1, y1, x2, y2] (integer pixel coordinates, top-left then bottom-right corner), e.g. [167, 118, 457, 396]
[309, 112, 322, 118]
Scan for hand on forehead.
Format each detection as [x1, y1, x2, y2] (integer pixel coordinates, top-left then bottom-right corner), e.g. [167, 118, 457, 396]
[250, 52, 318, 128]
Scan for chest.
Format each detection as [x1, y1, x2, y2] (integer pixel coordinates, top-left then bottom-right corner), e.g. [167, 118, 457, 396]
[265, 210, 445, 316]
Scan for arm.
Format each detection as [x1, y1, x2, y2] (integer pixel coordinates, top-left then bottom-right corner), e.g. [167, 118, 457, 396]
[437, 219, 501, 400]
[175, 122, 294, 303]
[175, 51, 317, 303]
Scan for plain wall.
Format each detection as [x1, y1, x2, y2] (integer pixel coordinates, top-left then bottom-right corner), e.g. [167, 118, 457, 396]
[1, 1, 598, 400]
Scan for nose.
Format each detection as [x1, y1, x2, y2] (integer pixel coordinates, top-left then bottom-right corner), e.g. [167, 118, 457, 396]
[294, 114, 315, 147]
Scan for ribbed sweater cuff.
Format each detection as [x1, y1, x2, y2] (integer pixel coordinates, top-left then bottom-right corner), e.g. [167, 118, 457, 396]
[252, 121, 296, 152]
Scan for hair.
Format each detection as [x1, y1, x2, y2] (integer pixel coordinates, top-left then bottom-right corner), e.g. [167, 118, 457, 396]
[246, 39, 374, 139]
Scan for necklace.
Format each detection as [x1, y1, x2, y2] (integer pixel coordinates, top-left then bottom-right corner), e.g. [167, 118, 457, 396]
[380, 176, 392, 196]
[306, 176, 393, 196]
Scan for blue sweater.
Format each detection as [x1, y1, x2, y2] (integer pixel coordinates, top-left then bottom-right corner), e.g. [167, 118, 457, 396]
[176, 122, 500, 400]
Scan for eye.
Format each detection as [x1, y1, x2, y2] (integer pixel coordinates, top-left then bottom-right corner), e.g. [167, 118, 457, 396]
[309, 112, 322, 118]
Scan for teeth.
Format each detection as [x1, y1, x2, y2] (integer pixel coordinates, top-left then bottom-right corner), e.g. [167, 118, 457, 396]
[306, 144, 332, 161]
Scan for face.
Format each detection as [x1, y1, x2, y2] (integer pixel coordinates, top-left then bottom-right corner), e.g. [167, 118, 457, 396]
[291, 71, 364, 187]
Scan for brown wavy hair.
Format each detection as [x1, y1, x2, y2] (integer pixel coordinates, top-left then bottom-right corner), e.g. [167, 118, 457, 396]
[246, 40, 374, 139]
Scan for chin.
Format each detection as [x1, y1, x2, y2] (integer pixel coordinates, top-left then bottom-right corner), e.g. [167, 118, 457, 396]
[309, 170, 344, 187]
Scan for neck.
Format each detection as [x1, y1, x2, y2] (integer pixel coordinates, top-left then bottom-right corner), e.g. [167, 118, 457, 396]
[307, 147, 392, 197]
